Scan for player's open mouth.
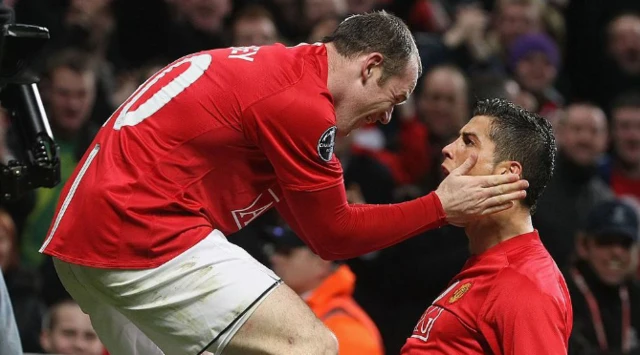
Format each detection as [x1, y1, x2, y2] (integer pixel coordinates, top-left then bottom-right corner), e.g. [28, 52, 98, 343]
[441, 165, 449, 176]
[363, 112, 391, 126]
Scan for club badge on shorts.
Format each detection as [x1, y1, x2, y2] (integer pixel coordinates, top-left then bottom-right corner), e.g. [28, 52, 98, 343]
[448, 282, 472, 304]
[317, 126, 337, 162]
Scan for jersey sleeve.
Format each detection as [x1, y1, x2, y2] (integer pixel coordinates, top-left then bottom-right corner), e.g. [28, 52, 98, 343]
[242, 82, 343, 192]
[275, 183, 447, 260]
[479, 272, 570, 355]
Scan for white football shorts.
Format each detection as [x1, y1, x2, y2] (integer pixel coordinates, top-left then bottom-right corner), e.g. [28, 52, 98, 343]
[53, 229, 281, 355]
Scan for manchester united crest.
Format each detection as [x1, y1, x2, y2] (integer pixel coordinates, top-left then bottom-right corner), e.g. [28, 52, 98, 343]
[448, 282, 472, 304]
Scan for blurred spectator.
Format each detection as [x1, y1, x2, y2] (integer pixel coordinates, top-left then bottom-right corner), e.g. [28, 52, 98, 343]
[15, 0, 115, 62]
[407, 0, 452, 34]
[0, 271, 22, 355]
[166, 0, 232, 59]
[264, 225, 384, 355]
[582, 12, 640, 111]
[442, 4, 496, 72]
[508, 33, 563, 118]
[600, 91, 640, 204]
[0, 209, 16, 272]
[488, 0, 544, 60]
[603, 13, 640, 108]
[182, 0, 231, 38]
[63, 0, 114, 54]
[410, 2, 502, 76]
[111, 61, 165, 109]
[347, 0, 379, 15]
[563, 3, 640, 109]
[608, 13, 640, 76]
[303, 0, 347, 36]
[0, 208, 45, 353]
[534, 103, 613, 269]
[232, 5, 280, 47]
[14, 0, 117, 127]
[567, 199, 640, 355]
[308, 16, 341, 43]
[269, 0, 304, 41]
[21, 49, 100, 269]
[468, 71, 537, 112]
[40, 299, 104, 355]
[541, 2, 566, 48]
[416, 65, 469, 191]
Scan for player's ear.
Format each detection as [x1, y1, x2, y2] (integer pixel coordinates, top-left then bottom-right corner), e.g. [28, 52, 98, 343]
[496, 161, 522, 176]
[361, 52, 383, 85]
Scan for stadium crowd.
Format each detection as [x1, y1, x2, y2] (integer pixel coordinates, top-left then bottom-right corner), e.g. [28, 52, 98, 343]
[0, 0, 639, 354]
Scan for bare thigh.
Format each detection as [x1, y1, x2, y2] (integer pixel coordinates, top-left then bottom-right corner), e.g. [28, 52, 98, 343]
[220, 283, 338, 355]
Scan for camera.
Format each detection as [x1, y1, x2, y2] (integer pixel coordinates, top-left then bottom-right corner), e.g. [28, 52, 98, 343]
[0, 23, 60, 201]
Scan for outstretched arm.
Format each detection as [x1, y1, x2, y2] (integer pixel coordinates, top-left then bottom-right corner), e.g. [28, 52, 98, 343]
[275, 154, 526, 260]
[246, 86, 526, 259]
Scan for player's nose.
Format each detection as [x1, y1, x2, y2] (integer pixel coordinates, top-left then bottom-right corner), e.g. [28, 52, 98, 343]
[442, 141, 454, 160]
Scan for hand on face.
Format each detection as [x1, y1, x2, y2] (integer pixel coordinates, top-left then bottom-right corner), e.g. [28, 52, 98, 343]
[436, 116, 528, 226]
[436, 154, 528, 226]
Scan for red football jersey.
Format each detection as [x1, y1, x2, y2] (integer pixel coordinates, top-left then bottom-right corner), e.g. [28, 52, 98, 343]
[40, 43, 343, 268]
[40, 43, 448, 269]
[402, 231, 573, 355]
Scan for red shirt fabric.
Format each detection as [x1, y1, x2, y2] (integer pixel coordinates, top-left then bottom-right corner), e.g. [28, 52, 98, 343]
[402, 231, 573, 355]
[41, 43, 447, 269]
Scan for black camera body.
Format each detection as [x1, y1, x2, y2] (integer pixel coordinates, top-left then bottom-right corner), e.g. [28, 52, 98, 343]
[0, 24, 59, 201]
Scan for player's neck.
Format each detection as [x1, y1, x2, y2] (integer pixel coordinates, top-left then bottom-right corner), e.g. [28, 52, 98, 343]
[325, 42, 348, 105]
[464, 208, 533, 255]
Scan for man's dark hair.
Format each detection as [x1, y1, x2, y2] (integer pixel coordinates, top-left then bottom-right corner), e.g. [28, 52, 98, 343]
[41, 299, 78, 331]
[44, 49, 96, 78]
[474, 98, 557, 214]
[611, 90, 640, 113]
[321, 11, 421, 83]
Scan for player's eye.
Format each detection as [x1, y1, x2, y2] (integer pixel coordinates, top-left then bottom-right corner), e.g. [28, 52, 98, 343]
[463, 136, 474, 146]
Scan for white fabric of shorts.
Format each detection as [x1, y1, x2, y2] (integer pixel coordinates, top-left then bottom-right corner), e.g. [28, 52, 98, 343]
[53, 229, 281, 355]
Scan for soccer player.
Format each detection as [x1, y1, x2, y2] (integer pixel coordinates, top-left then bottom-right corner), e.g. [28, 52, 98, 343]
[402, 98, 573, 355]
[40, 12, 529, 355]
